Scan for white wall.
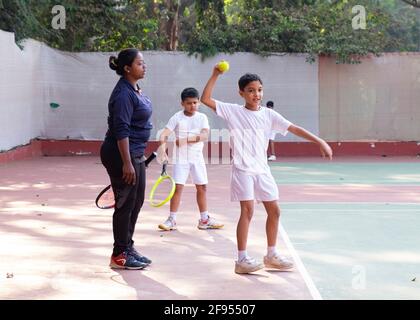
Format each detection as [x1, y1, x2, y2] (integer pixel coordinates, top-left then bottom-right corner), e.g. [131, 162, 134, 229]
[144, 52, 319, 142]
[3, 29, 420, 153]
[319, 54, 420, 141]
[1, 30, 319, 152]
[34, 49, 319, 143]
[0, 30, 42, 151]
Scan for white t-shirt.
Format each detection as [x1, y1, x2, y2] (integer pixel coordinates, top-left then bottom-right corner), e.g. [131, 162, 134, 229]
[266, 107, 279, 140]
[216, 100, 292, 175]
[270, 131, 278, 140]
[166, 110, 209, 163]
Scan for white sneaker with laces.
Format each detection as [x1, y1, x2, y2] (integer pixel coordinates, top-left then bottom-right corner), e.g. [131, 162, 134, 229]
[197, 216, 224, 230]
[235, 256, 264, 274]
[264, 254, 294, 270]
[268, 155, 277, 161]
[158, 217, 177, 231]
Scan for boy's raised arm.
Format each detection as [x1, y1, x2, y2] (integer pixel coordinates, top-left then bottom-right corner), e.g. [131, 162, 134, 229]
[201, 66, 223, 112]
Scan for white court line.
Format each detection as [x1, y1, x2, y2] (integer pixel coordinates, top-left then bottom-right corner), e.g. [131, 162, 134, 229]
[283, 210, 420, 213]
[279, 223, 322, 300]
[281, 202, 420, 205]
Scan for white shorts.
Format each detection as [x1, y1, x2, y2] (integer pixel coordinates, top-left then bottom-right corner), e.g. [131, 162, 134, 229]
[172, 162, 208, 185]
[230, 168, 279, 202]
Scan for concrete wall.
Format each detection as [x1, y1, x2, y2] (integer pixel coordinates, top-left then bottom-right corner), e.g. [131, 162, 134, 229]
[319, 53, 420, 141]
[0, 31, 42, 151]
[2, 29, 419, 154]
[0, 30, 318, 152]
[147, 52, 319, 142]
[35, 49, 319, 143]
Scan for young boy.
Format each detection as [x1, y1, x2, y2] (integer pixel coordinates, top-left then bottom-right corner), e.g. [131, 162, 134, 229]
[201, 67, 333, 274]
[157, 87, 224, 231]
[266, 101, 277, 161]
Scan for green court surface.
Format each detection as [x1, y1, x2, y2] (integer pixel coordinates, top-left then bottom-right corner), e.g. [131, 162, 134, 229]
[271, 162, 420, 185]
[271, 161, 420, 300]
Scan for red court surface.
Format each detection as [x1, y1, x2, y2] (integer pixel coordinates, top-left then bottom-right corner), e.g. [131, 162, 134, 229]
[0, 156, 315, 300]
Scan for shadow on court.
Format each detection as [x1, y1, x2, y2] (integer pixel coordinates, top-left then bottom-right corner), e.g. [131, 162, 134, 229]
[0, 156, 312, 300]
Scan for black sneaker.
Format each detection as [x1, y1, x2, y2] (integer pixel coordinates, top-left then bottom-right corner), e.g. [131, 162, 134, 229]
[110, 251, 148, 270]
[128, 247, 152, 265]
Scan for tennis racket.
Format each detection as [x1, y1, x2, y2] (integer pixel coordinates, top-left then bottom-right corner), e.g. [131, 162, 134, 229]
[95, 152, 157, 209]
[149, 161, 176, 207]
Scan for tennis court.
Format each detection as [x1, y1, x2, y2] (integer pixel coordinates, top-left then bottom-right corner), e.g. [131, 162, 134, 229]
[1, 155, 418, 299]
[272, 157, 420, 299]
[0, 156, 314, 300]
[1, 17, 420, 300]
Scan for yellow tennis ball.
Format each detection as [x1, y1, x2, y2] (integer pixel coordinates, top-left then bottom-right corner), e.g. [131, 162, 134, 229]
[217, 60, 230, 73]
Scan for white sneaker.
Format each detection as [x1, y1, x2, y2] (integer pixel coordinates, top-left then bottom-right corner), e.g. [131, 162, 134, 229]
[235, 256, 264, 274]
[268, 155, 277, 161]
[158, 217, 177, 231]
[197, 216, 224, 230]
[264, 254, 294, 270]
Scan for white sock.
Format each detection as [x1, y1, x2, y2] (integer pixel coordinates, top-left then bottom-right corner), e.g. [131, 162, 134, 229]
[267, 246, 278, 258]
[169, 212, 177, 220]
[200, 211, 209, 221]
[238, 250, 247, 262]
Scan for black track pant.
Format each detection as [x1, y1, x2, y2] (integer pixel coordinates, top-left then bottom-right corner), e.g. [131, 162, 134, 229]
[100, 141, 146, 256]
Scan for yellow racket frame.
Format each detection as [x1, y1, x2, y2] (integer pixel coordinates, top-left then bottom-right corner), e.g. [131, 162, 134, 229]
[149, 162, 176, 207]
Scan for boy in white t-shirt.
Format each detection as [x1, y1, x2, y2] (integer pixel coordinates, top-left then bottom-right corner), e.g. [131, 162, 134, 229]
[201, 67, 333, 274]
[157, 87, 224, 231]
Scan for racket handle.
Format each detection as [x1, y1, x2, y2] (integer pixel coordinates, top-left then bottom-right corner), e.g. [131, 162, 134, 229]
[145, 152, 157, 167]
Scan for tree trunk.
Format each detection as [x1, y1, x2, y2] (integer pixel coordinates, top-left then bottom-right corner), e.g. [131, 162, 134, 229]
[166, 0, 180, 50]
[401, 0, 420, 8]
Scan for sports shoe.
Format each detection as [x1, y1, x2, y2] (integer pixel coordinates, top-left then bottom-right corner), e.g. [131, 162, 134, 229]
[197, 216, 224, 230]
[109, 251, 148, 270]
[264, 254, 294, 270]
[268, 155, 277, 161]
[158, 217, 177, 231]
[128, 246, 152, 265]
[235, 256, 264, 274]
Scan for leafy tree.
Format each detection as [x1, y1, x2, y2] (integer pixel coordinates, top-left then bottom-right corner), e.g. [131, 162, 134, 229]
[301, 0, 391, 63]
[184, 0, 392, 63]
[0, 0, 418, 63]
[0, 0, 53, 45]
[0, 0, 165, 51]
[380, 0, 420, 51]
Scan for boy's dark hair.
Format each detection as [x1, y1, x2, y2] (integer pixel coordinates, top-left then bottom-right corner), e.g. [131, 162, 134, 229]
[266, 101, 274, 108]
[181, 87, 200, 101]
[109, 48, 139, 76]
[238, 73, 263, 91]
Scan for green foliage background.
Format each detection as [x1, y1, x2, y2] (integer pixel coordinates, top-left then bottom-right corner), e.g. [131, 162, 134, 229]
[0, 0, 419, 63]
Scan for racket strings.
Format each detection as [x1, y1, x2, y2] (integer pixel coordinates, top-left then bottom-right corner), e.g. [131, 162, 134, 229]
[97, 189, 115, 208]
[150, 176, 175, 206]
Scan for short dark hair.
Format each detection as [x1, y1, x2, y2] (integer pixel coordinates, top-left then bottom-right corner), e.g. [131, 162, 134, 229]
[238, 73, 263, 91]
[181, 87, 200, 101]
[266, 101, 274, 108]
[109, 48, 139, 76]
